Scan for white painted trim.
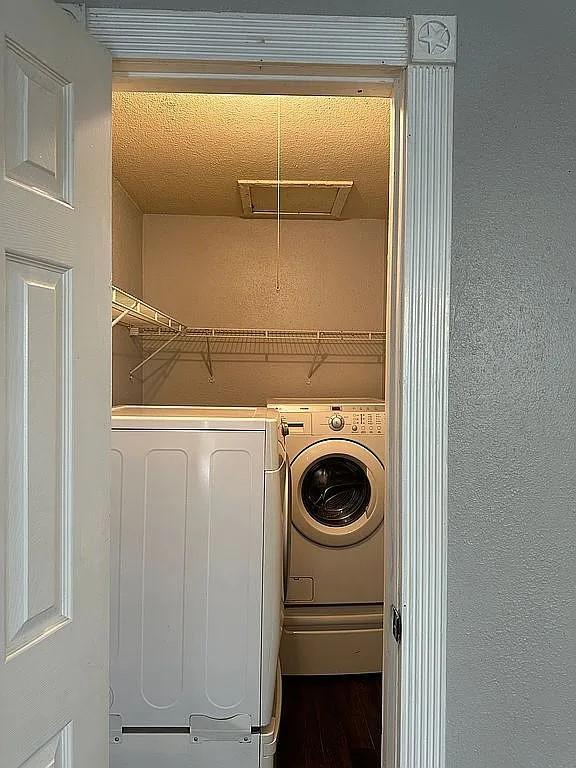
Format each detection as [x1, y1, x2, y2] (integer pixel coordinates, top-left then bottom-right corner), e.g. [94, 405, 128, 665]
[399, 62, 453, 768]
[81, 10, 455, 768]
[86, 9, 409, 66]
[412, 16, 457, 63]
[112, 66, 397, 98]
[382, 73, 406, 768]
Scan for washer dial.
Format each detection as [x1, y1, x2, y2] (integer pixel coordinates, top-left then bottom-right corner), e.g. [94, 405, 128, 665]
[329, 414, 345, 431]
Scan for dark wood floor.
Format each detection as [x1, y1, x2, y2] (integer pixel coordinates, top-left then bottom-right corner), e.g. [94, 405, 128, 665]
[276, 675, 382, 768]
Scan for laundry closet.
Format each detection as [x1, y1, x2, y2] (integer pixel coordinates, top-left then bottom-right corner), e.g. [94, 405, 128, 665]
[110, 86, 390, 768]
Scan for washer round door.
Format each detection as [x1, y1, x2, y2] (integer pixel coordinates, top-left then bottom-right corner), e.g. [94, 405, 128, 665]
[291, 439, 385, 547]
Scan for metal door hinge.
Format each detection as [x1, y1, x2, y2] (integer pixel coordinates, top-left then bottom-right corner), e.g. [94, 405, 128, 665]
[392, 605, 402, 644]
[189, 713, 253, 744]
[109, 714, 123, 744]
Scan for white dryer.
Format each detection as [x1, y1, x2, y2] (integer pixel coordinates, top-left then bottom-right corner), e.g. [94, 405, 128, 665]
[268, 398, 386, 675]
[109, 406, 284, 768]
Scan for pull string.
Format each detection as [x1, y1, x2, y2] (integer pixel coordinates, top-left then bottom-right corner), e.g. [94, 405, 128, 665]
[276, 95, 281, 292]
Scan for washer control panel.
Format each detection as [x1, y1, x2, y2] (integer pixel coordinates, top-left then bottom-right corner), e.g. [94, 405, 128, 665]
[351, 411, 385, 434]
[268, 400, 386, 436]
[318, 407, 386, 436]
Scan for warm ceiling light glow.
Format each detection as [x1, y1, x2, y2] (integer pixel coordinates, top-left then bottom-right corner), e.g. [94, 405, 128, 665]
[112, 91, 391, 219]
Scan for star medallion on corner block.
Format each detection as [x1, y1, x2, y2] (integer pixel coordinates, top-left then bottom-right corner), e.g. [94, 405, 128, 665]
[418, 21, 450, 55]
[411, 16, 457, 63]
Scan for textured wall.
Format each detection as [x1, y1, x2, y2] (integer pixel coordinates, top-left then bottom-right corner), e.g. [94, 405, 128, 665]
[112, 178, 143, 405]
[142, 214, 386, 404]
[94, 1, 576, 765]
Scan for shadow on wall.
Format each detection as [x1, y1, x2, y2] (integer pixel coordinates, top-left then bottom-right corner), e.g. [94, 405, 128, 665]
[112, 326, 143, 406]
[138, 354, 384, 406]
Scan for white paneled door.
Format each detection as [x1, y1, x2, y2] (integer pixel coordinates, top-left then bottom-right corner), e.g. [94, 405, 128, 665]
[0, 1, 111, 767]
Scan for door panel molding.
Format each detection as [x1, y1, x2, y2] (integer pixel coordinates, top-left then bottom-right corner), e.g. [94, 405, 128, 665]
[4, 37, 74, 205]
[5, 252, 72, 660]
[17, 721, 73, 768]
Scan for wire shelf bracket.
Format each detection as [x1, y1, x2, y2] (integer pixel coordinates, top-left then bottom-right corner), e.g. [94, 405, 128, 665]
[307, 335, 327, 384]
[202, 334, 215, 383]
[129, 330, 184, 380]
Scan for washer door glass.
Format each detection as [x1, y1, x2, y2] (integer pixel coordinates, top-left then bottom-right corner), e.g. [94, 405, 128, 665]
[301, 456, 371, 527]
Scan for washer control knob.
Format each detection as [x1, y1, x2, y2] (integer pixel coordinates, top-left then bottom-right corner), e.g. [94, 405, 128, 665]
[329, 414, 345, 431]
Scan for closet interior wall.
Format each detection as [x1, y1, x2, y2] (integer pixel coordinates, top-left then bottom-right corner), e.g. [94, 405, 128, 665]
[111, 92, 389, 406]
[141, 215, 386, 405]
[112, 178, 143, 405]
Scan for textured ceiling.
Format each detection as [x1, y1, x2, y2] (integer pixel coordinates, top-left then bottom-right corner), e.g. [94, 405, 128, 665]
[112, 92, 390, 219]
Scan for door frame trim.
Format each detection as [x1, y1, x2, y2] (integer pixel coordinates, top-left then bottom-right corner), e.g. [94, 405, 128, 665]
[77, 8, 456, 767]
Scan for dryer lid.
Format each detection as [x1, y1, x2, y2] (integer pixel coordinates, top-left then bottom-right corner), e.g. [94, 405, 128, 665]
[111, 405, 279, 431]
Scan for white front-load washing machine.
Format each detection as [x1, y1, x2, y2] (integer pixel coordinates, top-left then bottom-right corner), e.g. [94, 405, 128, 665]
[268, 398, 386, 675]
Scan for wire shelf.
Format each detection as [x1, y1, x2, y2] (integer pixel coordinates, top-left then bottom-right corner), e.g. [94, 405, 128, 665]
[136, 327, 385, 344]
[112, 285, 186, 332]
[111, 286, 385, 382]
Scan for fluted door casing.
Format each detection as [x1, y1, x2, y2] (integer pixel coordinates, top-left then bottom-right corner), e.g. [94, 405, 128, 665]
[399, 63, 454, 768]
